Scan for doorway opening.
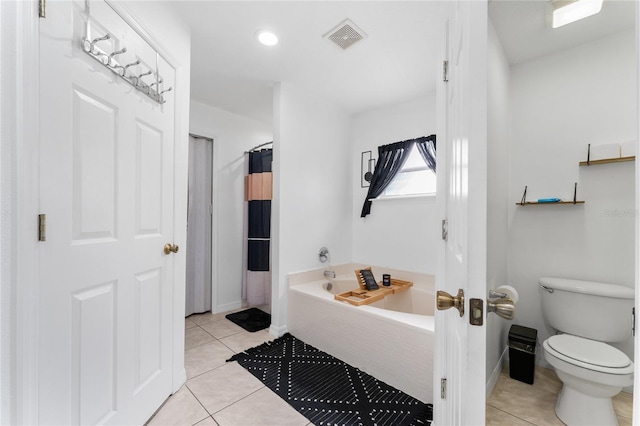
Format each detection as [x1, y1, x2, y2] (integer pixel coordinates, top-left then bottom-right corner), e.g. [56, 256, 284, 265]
[186, 133, 214, 316]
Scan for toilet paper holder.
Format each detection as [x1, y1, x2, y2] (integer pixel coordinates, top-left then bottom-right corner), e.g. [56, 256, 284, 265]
[489, 289, 508, 299]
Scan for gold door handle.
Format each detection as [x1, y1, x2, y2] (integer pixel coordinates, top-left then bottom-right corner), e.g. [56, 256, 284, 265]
[437, 288, 465, 317]
[487, 298, 515, 320]
[164, 243, 179, 255]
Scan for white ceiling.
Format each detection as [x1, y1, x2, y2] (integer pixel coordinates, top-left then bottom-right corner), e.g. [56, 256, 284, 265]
[489, 0, 635, 65]
[171, 1, 635, 124]
[171, 1, 442, 123]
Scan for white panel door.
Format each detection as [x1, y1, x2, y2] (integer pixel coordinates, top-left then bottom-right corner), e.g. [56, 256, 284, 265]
[434, 1, 488, 424]
[38, 1, 176, 424]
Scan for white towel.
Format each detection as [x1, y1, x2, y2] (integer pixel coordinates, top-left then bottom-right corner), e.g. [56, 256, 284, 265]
[620, 140, 637, 158]
[589, 143, 620, 161]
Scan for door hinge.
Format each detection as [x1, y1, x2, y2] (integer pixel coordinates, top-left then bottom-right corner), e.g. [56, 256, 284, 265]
[441, 219, 448, 241]
[440, 377, 447, 399]
[38, 214, 46, 241]
[633, 307, 635, 337]
[442, 60, 449, 82]
[39, 0, 46, 18]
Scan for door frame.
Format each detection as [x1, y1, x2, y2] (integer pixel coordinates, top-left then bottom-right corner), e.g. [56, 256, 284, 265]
[2, 1, 190, 423]
[1, 1, 42, 424]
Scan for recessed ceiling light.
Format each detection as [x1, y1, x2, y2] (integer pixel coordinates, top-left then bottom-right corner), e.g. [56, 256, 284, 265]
[256, 30, 278, 47]
[548, 0, 604, 29]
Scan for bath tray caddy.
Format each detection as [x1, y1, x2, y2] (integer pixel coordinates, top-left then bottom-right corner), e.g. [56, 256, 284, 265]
[334, 268, 413, 306]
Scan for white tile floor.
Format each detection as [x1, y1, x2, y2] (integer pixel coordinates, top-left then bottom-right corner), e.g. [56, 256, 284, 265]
[149, 310, 635, 426]
[146, 309, 313, 426]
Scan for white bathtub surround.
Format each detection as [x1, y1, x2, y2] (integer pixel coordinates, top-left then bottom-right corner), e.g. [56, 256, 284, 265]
[287, 264, 434, 403]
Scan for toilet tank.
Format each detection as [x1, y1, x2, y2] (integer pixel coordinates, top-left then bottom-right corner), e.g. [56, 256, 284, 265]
[539, 277, 634, 342]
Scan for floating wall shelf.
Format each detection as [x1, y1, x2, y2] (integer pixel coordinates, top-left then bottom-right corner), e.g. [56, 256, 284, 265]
[579, 156, 635, 166]
[516, 183, 584, 206]
[516, 201, 585, 206]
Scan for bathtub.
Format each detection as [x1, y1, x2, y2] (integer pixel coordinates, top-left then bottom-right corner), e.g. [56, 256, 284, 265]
[287, 265, 434, 403]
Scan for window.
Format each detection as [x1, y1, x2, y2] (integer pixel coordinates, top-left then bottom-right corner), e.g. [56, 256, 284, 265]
[380, 144, 436, 197]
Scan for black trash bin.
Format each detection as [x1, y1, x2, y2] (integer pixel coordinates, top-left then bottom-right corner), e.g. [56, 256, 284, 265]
[508, 325, 537, 385]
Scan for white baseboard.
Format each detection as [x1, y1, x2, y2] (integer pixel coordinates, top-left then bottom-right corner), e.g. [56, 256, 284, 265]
[215, 300, 243, 314]
[486, 346, 508, 397]
[269, 323, 288, 337]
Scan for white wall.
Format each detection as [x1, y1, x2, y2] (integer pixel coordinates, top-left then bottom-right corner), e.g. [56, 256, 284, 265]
[271, 82, 352, 335]
[189, 100, 273, 312]
[485, 21, 511, 394]
[508, 29, 636, 365]
[351, 96, 438, 274]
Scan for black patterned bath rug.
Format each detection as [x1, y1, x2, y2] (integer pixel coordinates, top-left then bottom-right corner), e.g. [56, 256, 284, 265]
[225, 308, 270, 332]
[228, 333, 432, 426]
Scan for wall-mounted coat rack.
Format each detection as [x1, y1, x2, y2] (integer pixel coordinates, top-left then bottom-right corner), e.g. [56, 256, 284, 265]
[81, 33, 172, 104]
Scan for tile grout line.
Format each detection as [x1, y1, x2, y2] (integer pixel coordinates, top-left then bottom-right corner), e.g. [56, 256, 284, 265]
[182, 385, 212, 426]
[486, 404, 537, 426]
[209, 385, 271, 421]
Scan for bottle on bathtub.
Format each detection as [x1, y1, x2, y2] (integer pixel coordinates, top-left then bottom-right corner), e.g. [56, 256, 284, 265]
[383, 274, 391, 286]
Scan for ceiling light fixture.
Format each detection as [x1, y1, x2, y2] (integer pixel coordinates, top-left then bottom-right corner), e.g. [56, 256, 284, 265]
[256, 30, 278, 47]
[548, 0, 604, 29]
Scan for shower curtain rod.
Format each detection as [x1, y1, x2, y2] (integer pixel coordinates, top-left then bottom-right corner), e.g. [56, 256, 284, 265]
[189, 133, 213, 141]
[245, 141, 273, 153]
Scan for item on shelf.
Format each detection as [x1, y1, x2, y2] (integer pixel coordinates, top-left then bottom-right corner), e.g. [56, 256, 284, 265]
[537, 198, 561, 203]
[383, 274, 391, 286]
[357, 268, 379, 291]
[588, 143, 621, 162]
[621, 140, 637, 158]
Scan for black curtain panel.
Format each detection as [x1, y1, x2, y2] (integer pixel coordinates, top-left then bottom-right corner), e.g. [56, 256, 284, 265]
[248, 240, 270, 271]
[247, 149, 273, 272]
[360, 139, 414, 217]
[416, 134, 437, 172]
[248, 200, 271, 239]
[249, 149, 273, 174]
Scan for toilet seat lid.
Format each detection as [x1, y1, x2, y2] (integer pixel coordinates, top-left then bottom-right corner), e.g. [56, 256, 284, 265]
[547, 335, 631, 369]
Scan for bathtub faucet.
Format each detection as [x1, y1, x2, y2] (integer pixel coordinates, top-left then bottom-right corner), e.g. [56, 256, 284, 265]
[324, 270, 336, 279]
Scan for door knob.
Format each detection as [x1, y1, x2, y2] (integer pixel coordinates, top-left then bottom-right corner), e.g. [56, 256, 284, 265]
[437, 288, 465, 317]
[164, 243, 179, 255]
[487, 298, 515, 320]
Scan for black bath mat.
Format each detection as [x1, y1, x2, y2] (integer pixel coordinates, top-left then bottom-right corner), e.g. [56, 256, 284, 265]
[225, 308, 271, 332]
[228, 333, 432, 426]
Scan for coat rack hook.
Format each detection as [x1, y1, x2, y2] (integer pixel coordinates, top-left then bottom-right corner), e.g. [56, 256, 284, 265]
[85, 33, 111, 53]
[160, 87, 173, 95]
[150, 78, 163, 89]
[109, 47, 127, 58]
[137, 70, 153, 79]
[123, 59, 140, 72]
[101, 47, 123, 66]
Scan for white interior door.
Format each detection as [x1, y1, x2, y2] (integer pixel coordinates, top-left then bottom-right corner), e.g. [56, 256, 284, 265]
[434, 1, 488, 424]
[38, 1, 176, 424]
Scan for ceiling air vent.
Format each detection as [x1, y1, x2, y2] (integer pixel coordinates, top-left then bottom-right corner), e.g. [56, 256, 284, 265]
[324, 19, 367, 50]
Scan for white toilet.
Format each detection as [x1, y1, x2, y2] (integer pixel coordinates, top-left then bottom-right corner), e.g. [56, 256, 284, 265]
[539, 277, 634, 426]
